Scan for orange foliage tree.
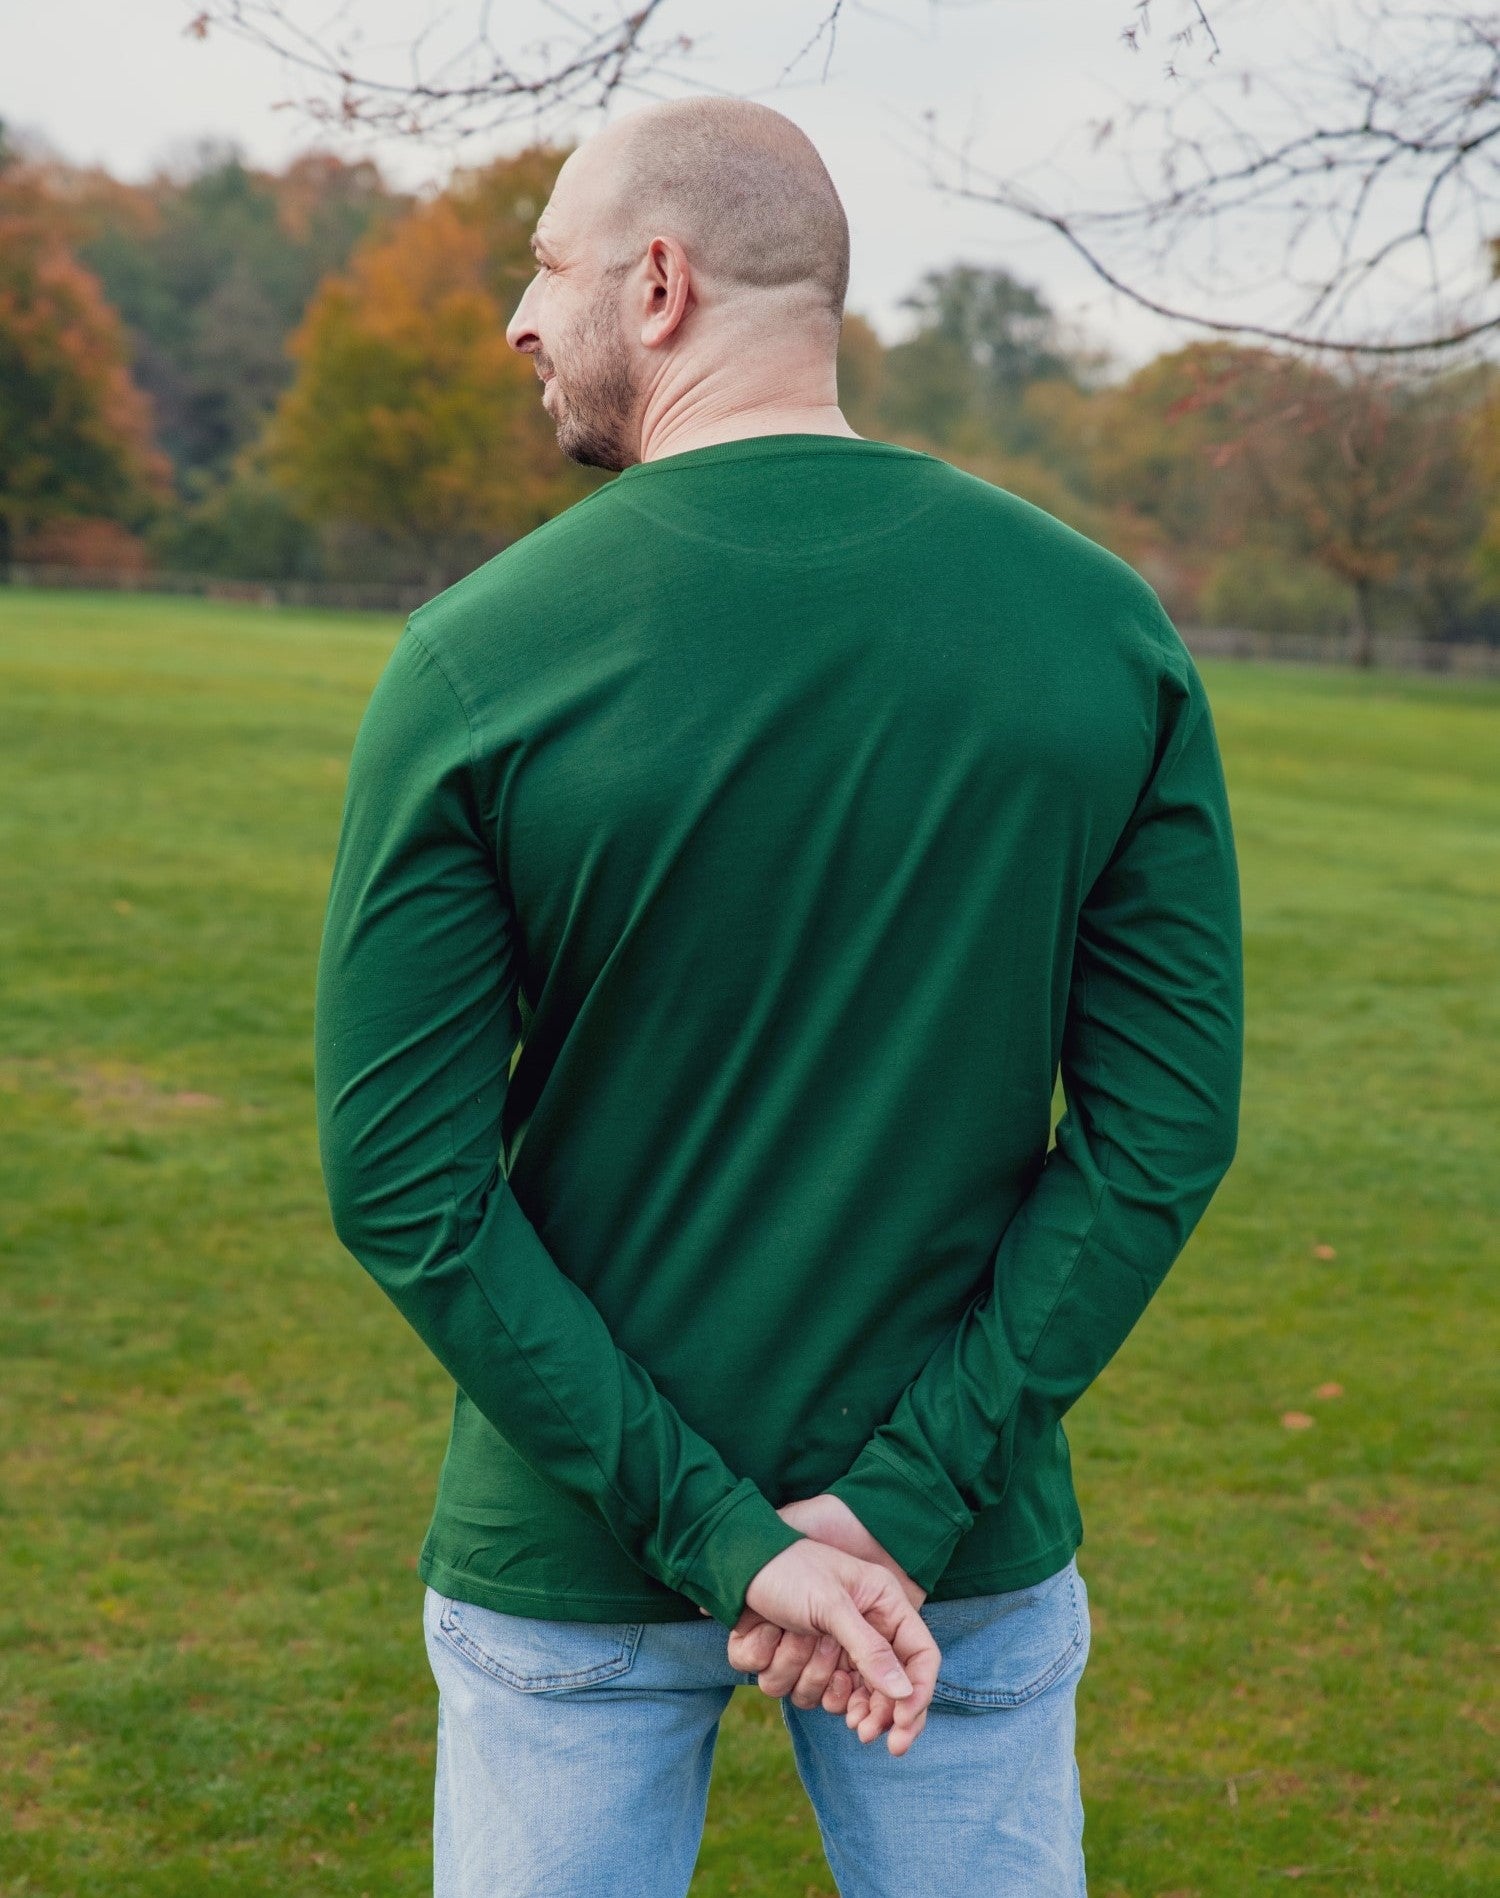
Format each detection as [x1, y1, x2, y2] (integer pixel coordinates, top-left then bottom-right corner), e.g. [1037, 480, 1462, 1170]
[265, 144, 603, 578]
[0, 132, 169, 567]
[1082, 343, 1488, 650]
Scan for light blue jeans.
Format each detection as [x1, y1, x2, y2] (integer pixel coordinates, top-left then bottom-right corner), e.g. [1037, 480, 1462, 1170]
[422, 1554, 1090, 1896]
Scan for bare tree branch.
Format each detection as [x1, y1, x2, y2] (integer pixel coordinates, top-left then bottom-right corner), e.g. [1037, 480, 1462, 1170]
[774, 1, 848, 89]
[961, 2, 1500, 356]
[1122, 0, 1222, 72]
[183, 1, 1221, 144]
[184, 1, 691, 142]
[181, 1, 1496, 356]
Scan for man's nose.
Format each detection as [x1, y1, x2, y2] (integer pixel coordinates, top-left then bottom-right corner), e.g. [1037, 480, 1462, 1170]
[505, 282, 539, 354]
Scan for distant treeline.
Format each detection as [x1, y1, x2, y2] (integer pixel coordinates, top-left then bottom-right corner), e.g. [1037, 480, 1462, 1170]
[4, 123, 1499, 649]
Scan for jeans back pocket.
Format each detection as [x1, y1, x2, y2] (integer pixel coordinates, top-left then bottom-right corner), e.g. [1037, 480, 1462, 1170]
[430, 1590, 644, 1693]
[924, 1558, 1088, 1709]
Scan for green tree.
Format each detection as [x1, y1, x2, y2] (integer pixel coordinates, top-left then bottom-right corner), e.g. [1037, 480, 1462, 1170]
[835, 312, 889, 440]
[73, 144, 407, 483]
[879, 263, 1105, 455]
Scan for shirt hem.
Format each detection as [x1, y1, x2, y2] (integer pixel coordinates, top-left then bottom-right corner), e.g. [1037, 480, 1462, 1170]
[417, 1549, 704, 1622]
[418, 1523, 1085, 1622]
[926, 1526, 1084, 1600]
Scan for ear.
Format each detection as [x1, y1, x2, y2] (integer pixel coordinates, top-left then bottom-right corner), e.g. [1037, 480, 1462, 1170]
[639, 233, 694, 348]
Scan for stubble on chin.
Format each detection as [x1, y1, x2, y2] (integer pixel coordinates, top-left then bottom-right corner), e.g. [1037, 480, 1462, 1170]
[547, 307, 639, 472]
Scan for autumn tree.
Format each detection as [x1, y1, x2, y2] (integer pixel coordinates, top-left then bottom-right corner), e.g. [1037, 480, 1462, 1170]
[0, 125, 169, 569]
[1083, 345, 1281, 557]
[264, 145, 605, 584]
[1084, 342, 1490, 652]
[1269, 362, 1493, 655]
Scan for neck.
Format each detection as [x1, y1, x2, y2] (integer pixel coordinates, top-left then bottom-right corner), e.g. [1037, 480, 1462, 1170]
[635, 379, 859, 465]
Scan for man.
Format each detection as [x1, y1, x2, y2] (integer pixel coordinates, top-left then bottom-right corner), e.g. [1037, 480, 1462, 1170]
[313, 94, 1243, 1898]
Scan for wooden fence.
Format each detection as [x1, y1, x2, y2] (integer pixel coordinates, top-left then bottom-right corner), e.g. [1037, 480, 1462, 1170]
[3, 564, 434, 615]
[6, 565, 1500, 677]
[1180, 623, 1500, 677]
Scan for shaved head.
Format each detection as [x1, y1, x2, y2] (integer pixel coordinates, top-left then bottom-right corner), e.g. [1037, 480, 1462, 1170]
[579, 97, 851, 326]
[506, 95, 857, 470]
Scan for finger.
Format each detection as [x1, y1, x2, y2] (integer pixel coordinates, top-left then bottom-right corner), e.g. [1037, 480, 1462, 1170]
[868, 1612, 939, 1753]
[885, 1611, 942, 1731]
[789, 1633, 844, 1710]
[845, 1677, 872, 1729]
[757, 1630, 819, 1699]
[823, 1595, 912, 1702]
[884, 1701, 928, 1757]
[857, 1685, 895, 1744]
[855, 1684, 930, 1755]
[821, 1665, 856, 1715]
[725, 1607, 777, 1666]
[850, 1582, 940, 1734]
[726, 1614, 783, 1675]
[818, 1644, 860, 1709]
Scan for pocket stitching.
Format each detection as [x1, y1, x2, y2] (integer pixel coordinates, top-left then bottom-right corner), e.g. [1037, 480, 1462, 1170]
[435, 1597, 644, 1691]
[929, 1568, 1084, 1708]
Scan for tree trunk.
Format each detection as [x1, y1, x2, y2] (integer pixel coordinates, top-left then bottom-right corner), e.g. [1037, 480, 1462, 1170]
[1350, 580, 1375, 668]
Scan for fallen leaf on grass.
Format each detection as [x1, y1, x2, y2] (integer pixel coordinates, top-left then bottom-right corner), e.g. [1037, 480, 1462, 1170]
[1313, 1382, 1344, 1400]
[1311, 1243, 1337, 1260]
[1281, 1411, 1315, 1430]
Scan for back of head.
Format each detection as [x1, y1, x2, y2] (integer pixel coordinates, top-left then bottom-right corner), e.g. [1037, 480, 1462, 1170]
[591, 97, 850, 332]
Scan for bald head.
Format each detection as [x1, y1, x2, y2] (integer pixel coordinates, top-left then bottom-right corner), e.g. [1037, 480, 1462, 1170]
[507, 95, 857, 469]
[574, 97, 851, 328]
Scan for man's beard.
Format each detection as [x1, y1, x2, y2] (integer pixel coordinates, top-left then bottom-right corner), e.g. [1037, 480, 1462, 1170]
[547, 288, 640, 473]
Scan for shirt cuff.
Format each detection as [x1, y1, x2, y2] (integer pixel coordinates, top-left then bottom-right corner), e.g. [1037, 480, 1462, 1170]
[824, 1442, 974, 1593]
[673, 1480, 808, 1629]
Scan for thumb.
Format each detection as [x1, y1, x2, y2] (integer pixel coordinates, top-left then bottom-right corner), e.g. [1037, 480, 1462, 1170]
[824, 1594, 911, 1699]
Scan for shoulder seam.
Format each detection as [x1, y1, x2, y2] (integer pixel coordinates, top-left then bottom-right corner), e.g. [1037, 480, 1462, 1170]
[1136, 591, 1195, 693]
[403, 621, 480, 775]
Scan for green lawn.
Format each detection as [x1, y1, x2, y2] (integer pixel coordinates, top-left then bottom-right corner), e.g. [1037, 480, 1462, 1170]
[1, 588, 1495, 1897]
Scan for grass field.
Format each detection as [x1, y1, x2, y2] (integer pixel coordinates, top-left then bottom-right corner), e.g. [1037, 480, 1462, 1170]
[1, 587, 1496, 1897]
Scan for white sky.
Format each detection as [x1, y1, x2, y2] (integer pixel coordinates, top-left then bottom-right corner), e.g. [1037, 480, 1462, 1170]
[1, 0, 1437, 371]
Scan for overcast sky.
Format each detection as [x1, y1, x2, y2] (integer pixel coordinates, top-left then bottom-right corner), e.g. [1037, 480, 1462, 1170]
[5, 0, 1375, 371]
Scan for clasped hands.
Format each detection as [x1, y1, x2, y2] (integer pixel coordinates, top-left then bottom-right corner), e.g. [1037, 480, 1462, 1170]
[697, 1492, 940, 1757]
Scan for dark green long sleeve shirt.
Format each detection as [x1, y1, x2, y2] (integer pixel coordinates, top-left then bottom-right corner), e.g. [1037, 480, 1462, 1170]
[313, 432, 1243, 1633]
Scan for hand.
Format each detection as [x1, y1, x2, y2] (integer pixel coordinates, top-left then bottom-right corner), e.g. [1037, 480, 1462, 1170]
[726, 1494, 925, 1705]
[724, 1530, 937, 1757]
[717, 1495, 936, 1754]
[780, 1494, 931, 1750]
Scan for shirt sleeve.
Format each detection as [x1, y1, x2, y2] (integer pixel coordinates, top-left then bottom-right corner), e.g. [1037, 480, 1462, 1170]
[824, 619, 1244, 1589]
[312, 623, 805, 1629]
